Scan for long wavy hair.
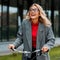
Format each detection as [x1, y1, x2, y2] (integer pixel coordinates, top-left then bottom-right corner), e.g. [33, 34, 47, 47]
[25, 3, 52, 27]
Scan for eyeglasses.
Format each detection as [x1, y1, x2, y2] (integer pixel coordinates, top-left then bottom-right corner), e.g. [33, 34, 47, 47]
[29, 8, 39, 12]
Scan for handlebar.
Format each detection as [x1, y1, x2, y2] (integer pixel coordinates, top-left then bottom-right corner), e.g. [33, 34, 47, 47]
[11, 48, 42, 54]
[11, 48, 31, 53]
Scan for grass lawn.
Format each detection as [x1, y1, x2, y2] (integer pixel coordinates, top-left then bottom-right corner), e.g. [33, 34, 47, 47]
[49, 46, 60, 60]
[0, 46, 60, 60]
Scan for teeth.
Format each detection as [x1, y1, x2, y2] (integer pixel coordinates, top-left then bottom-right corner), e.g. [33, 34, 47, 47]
[32, 15, 35, 16]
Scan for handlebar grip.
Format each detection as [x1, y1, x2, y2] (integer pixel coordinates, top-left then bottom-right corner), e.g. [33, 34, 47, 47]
[11, 48, 14, 51]
[40, 49, 49, 55]
[47, 49, 49, 52]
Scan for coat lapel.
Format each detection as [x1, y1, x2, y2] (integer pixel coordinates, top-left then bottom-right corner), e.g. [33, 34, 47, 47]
[36, 23, 44, 49]
[25, 20, 32, 51]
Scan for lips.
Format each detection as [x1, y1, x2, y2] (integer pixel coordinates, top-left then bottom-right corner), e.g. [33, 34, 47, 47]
[31, 14, 36, 16]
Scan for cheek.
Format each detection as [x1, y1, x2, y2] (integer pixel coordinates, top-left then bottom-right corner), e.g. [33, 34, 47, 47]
[37, 11, 40, 16]
[36, 13, 40, 17]
[29, 12, 31, 16]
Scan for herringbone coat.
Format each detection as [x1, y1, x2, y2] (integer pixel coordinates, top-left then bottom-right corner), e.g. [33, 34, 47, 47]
[13, 20, 55, 60]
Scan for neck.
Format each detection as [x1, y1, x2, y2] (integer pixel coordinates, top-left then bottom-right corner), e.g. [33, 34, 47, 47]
[31, 18, 39, 24]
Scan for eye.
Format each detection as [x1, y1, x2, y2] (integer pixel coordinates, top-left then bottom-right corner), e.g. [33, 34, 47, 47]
[29, 8, 39, 12]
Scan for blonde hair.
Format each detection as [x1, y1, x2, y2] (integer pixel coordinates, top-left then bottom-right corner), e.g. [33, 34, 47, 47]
[25, 3, 52, 27]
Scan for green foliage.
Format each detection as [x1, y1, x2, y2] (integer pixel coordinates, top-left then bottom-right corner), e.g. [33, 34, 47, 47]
[0, 27, 17, 39]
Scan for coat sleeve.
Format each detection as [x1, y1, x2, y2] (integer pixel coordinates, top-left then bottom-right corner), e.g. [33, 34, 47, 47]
[43, 26, 55, 50]
[13, 22, 24, 48]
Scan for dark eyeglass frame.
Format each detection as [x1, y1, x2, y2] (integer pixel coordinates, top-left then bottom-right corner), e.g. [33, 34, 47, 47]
[29, 8, 39, 12]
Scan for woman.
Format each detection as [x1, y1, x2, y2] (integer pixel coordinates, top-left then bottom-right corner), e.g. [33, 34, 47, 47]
[8, 3, 55, 60]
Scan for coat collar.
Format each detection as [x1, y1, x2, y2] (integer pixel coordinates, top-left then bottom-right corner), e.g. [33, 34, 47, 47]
[25, 20, 44, 31]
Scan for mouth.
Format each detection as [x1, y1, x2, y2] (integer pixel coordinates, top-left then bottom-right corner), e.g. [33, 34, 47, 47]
[31, 14, 36, 16]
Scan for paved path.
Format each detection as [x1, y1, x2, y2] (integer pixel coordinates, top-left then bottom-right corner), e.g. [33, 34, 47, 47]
[54, 38, 60, 46]
[0, 38, 60, 56]
[0, 41, 23, 56]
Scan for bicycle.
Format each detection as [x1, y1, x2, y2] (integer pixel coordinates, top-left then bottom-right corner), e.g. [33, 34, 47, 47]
[11, 48, 43, 60]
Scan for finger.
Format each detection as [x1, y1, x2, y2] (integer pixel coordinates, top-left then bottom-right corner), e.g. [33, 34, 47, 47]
[41, 47, 47, 53]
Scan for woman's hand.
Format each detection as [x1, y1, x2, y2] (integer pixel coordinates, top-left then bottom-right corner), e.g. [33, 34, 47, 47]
[8, 44, 15, 50]
[41, 46, 49, 53]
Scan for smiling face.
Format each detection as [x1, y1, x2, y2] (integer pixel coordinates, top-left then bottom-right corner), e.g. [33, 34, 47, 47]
[29, 5, 40, 20]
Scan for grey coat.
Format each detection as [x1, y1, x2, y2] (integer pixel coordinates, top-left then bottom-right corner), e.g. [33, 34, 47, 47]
[13, 20, 55, 60]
